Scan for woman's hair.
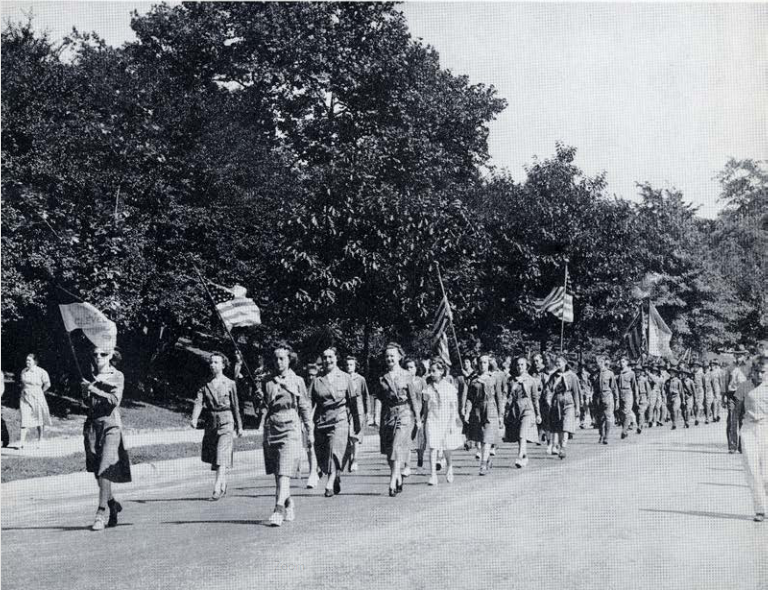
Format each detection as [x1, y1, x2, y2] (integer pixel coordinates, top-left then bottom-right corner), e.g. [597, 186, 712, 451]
[384, 342, 404, 357]
[516, 355, 529, 368]
[323, 347, 338, 357]
[403, 357, 424, 376]
[209, 351, 230, 370]
[429, 357, 448, 378]
[273, 342, 297, 368]
[26, 353, 38, 363]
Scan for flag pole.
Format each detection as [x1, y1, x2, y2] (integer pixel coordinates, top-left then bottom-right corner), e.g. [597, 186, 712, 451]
[559, 259, 569, 354]
[190, 262, 260, 390]
[435, 263, 463, 370]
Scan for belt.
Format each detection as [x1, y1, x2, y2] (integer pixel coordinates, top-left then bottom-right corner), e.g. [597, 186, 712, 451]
[387, 400, 408, 407]
[209, 408, 232, 413]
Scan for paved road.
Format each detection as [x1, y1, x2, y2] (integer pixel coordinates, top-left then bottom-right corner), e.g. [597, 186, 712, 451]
[2, 423, 766, 590]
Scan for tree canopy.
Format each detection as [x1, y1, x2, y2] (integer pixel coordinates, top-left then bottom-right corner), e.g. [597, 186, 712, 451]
[2, 5, 765, 392]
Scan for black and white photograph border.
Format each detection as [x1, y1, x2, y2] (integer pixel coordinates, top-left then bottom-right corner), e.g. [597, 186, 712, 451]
[1, 2, 767, 590]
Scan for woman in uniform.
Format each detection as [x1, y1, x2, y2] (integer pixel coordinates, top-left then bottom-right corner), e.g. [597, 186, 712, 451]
[422, 357, 463, 484]
[374, 343, 421, 496]
[191, 352, 243, 501]
[503, 356, 541, 468]
[544, 355, 580, 459]
[466, 354, 502, 475]
[81, 347, 131, 531]
[261, 343, 313, 527]
[18, 353, 52, 449]
[309, 347, 363, 497]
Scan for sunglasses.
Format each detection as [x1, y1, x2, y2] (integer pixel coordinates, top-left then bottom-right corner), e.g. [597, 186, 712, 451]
[93, 352, 111, 358]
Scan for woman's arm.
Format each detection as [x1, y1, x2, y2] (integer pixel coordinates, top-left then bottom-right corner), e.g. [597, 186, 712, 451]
[190, 385, 204, 428]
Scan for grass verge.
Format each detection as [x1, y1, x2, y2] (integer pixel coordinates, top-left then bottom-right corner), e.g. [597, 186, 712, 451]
[1, 435, 263, 483]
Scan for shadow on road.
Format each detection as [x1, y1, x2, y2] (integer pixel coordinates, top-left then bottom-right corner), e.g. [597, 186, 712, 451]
[4, 524, 135, 532]
[699, 482, 748, 489]
[641, 508, 754, 522]
[659, 448, 730, 455]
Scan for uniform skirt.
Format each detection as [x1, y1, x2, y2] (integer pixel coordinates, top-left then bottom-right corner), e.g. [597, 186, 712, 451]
[202, 424, 234, 470]
[467, 401, 499, 444]
[84, 419, 132, 483]
[380, 404, 412, 461]
[263, 416, 303, 477]
[20, 389, 52, 428]
[504, 400, 538, 443]
[548, 393, 576, 434]
[314, 418, 350, 474]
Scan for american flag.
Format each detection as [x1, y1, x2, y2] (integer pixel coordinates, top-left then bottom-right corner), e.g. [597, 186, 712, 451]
[534, 287, 574, 323]
[430, 294, 453, 366]
[208, 282, 261, 330]
[622, 307, 646, 359]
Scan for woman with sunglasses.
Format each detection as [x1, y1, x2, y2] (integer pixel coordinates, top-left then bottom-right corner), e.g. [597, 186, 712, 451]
[262, 343, 313, 526]
[81, 348, 131, 531]
[191, 351, 243, 501]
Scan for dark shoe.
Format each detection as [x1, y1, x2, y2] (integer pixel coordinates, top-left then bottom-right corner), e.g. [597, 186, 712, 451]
[621, 433, 628, 439]
[324, 488, 334, 498]
[637, 428, 642, 434]
[754, 513, 765, 522]
[672, 425, 677, 430]
[388, 487, 397, 497]
[602, 440, 609, 445]
[396, 478, 403, 494]
[333, 476, 341, 495]
[558, 448, 566, 460]
[695, 420, 699, 426]
[107, 499, 122, 528]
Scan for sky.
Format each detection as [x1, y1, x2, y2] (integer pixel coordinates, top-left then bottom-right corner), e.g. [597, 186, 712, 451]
[3, 2, 766, 218]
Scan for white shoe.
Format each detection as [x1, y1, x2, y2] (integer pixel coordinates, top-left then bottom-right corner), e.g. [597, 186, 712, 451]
[268, 507, 285, 527]
[91, 512, 107, 531]
[349, 461, 359, 472]
[402, 466, 412, 478]
[284, 499, 295, 522]
[306, 471, 319, 489]
[428, 474, 438, 486]
[515, 455, 528, 468]
[475, 451, 481, 460]
[446, 467, 454, 483]
[489, 447, 496, 456]
[546, 445, 553, 455]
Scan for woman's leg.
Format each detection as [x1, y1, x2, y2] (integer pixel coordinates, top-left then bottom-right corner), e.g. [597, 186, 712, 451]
[388, 458, 398, 491]
[98, 478, 112, 509]
[276, 475, 290, 507]
[18, 427, 28, 447]
[214, 465, 227, 493]
[37, 426, 43, 444]
[429, 448, 438, 476]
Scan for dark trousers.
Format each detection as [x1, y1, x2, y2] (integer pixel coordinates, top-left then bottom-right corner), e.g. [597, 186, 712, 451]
[596, 404, 613, 441]
[725, 398, 742, 452]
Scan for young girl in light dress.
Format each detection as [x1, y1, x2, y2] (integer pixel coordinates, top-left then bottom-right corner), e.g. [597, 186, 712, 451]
[423, 357, 464, 485]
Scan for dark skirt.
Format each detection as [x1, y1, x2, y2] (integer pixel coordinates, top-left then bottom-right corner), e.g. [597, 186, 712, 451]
[314, 419, 350, 474]
[380, 404, 412, 462]
[548, 393, 577, 434]
[504, 399, 538, 443]
[84, 419, 132, 483]
[467, 400, 499, 444]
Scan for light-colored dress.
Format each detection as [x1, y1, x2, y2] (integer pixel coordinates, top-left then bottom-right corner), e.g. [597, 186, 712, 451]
[262, 370, 312, 477]
[20, 366, 52, 428]
[194, 375, 241, 470]
[423, 380, 463, 451]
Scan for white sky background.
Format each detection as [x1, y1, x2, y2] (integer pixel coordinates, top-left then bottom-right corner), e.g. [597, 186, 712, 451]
[3, 2, 766, 219]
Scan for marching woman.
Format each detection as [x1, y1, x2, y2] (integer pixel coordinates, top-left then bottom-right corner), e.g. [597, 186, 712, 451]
[190, 352, 243, 501]
[262, 344, 313, 527]
[309, 347, 363, 497]
[403, 357, 426, 477]
[422, 357, 464, 485]
[375, 343, 421, 496]
[18, 353, 53, 449]
[503, 356, 541, 468]
[531, 353, 552, 448]
[81, 347, 131, 531]
[466, 354, 502, 475]
[543, 355, 581, 459]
